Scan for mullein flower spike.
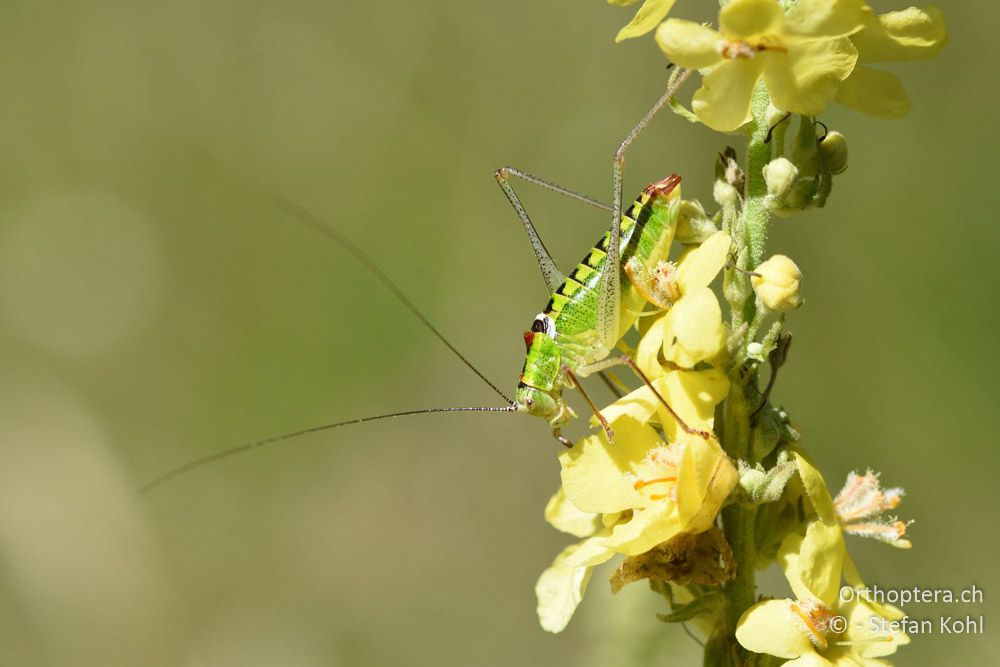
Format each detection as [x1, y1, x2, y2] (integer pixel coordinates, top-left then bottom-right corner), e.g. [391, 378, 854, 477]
[533, 2, 945, 658]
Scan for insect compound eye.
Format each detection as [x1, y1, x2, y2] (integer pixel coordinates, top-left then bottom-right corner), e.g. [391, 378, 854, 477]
[530, 313, 557, 339]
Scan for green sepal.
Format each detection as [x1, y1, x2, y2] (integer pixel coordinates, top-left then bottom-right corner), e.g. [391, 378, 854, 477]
[669, 96, 700, 124]
[751, 409, 781, 461]
[739, 449, 798, 505]
[655, 590, 724, 624]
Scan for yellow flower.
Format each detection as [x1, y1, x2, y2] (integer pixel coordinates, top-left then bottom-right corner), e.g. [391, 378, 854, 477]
[655, 0, 866, 131]
[634, 230, 731, 372]
[609, 0, 677, 43]
[836, 5, 947, 117]
[736, 523, 910, 664]
[536, 426, 736, 631]
[535, 233, 738, 632]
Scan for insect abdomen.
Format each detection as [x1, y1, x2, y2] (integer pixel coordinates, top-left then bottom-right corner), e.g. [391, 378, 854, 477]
[545, 176, 680, 339]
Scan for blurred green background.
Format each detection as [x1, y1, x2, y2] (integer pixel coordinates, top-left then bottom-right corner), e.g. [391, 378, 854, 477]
[0, 1, 994, 665]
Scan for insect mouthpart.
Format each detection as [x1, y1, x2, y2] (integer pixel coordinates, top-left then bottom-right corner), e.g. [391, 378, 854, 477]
[514, 381, 558, 417]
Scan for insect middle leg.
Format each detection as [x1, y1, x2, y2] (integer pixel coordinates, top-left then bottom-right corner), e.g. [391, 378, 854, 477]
[576, 353, 713, 442]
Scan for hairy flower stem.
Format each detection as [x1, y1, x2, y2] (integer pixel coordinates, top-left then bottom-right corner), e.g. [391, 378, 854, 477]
[719, 384, 757, 665]
[742, 84, 773, 269]
[716, 83, 773, 665]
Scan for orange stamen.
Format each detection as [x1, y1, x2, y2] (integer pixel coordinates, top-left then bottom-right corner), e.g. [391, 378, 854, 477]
[633, 476, 677, 491]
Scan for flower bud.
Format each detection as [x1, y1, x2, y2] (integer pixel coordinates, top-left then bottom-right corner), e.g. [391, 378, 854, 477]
[752, 255, 803, 311]
[763, 158, 799, 198]
[713, 179, 739, 209]
[819, 130, 848, 175]
[675, 199, 718, 244]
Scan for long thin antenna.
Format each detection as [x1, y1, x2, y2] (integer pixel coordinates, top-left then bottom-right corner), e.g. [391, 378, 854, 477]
[141, 405, 515, 494]
[275, 198, 513, 405]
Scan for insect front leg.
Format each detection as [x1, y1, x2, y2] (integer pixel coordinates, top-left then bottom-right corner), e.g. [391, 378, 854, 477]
[576, 353, 714, 442]
[551, 429, 574, 448]
[562, 366, 615, 445]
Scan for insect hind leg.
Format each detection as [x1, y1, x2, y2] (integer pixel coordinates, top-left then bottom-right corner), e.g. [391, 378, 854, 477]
[496, 167, 611, 212]
[597, 68, 693, 351]
[494, 166, 609, 294]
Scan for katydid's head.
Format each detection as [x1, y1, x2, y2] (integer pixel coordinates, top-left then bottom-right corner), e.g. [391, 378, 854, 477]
[515, 314, 575, 427]
[643, 173, 682, 202]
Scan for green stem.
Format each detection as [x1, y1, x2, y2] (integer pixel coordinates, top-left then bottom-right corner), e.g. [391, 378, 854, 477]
[713, 82, 774, 666]
[718, 383, 756, 665]
[742, 83, 773, 269]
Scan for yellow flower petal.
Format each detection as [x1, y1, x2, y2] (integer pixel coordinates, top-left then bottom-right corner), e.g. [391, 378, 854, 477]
[853, 6, 947, 63]
[841, 552, 907, 622]
[693, 59, 762, 132]
[654, 370, 729, 434]
[736, 599, 817, 659]
[783, 654, 833, 666]
[676, 435, 738, 532]
[764, 36, 858, 116]
[598, 383, 660, 426]
[835, 65, 911, 118]
[599, 370, 726, 439]
[604, 503, 683, 554]
[719, 0, 784, 39]
[536, 561, 590, 633]
[636, 314, 670, 379]
[600, 373, 723, 439]
[778, 533, 813, 601]
[544, 487, 600, 538]
[615, 0, 677, 43]
[676, 231, 731, 294]
[535, 535, 616, 633]
[655, 19, 724, 70]
[793, 449, 838, 524]
[842, 597, 911, 658]
[779, 521, 844, 605]
[558, 417, 659, 513]
[841, 550, 864, 588]
[783, 0, 866, 38]
[660, 288, 726, 367]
